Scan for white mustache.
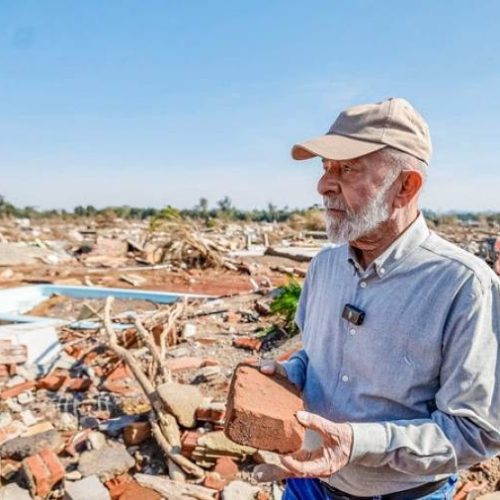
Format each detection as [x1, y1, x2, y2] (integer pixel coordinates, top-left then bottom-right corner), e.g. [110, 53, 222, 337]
[323, 196, 347, 211]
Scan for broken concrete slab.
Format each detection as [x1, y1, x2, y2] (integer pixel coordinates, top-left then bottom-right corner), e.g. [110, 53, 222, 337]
[0, 482, 32, 500]
[0, 429, 64, 459]
[78, 443, 135, 481]
[64, 475, 111, 500]
[157, 381, 204, 428]
[0, 323, 62, 367]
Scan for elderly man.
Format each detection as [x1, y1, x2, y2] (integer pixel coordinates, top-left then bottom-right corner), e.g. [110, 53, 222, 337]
[255, 98, 500, 499]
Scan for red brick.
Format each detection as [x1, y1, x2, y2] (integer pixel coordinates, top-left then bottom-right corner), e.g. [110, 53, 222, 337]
[213, 456, 239, 481]
[195, 405, 225, 424]
[232, 337, 263, 352]
[1, 381, 36, 399]
[119, 481, 162, 500]
[123, 422, 151, 446]
[224, 364, 304, 453]
[102, 364, 138, 396]
[36, 375, 67, 391]
[22, 448, 65, 498]
[166, 356, 204, 372]
[203, 472, 227, 491]
[203, 358, 221, 367]
[180, 430, 199, 458]
[105, 473, 133, 499]
[67, 378, 92, 392]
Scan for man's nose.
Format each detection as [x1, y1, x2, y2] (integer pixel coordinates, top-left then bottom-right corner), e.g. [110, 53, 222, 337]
[317, 173, 341, 196]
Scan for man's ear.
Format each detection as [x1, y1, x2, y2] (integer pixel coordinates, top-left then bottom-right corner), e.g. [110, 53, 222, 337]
[393, 170, 423, 208]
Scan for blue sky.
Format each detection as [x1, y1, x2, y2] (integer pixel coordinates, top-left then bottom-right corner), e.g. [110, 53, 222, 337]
[1, 1, 500, 212]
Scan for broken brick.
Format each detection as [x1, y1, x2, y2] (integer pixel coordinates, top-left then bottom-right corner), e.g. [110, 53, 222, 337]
[36, 374, 67, 391]
[232, 337, 263, 352]
[123, 422, 151, 446]
[102, 364, 138, 396]
[67, 378, 92, 392]
[196, 402, 226, 424]
[118, 481, 162, 500]
[105, 473, 133, 499]
[1, 381, 36, 400]
[165, 356, 204, 372]
[203, 472, 227, 491]
[22, 448, 65, 498]
[225, 364, 304, 454]
[180, 431, 199, 458]
[213, 456, 239, 481]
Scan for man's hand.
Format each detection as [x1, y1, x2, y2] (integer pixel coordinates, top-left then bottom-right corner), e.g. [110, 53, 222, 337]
[260, 359, 288, 378]
[253, 411, 353, 482]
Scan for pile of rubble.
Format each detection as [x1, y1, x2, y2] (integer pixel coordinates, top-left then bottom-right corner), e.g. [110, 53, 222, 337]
[0, 216, 499, 499]
[0, 288, 303, 499]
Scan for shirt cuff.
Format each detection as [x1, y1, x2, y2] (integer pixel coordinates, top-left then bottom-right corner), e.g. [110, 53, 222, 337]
[349, 422, 389, 464]
[280, 358, 306, 390]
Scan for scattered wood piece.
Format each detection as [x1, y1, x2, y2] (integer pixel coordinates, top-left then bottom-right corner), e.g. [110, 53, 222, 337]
[135, 472, 216, 499]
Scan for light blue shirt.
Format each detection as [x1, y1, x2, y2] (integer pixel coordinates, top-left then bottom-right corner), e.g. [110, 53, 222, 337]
[282, 214, 500, 496]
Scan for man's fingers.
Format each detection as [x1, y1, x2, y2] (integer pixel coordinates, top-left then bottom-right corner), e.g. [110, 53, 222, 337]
[279, 454, 330, 478]
[253, 463, 290, 482]
[296, 410, 336, 435]
[288, 448, 313, 461]
[260, 360, 287, 378]
[260, 360, 276, 375]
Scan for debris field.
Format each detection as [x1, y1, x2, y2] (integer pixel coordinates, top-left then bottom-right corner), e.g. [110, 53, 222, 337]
[0, 216, 498, 499]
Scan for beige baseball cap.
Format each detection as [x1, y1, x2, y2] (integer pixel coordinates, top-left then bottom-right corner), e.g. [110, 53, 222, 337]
[291, 97, 432, 165]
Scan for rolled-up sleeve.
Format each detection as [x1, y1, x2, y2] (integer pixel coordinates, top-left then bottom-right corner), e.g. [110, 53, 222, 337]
[350, 274, 500, 475]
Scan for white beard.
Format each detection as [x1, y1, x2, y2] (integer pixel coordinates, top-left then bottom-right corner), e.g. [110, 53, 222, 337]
[323, 182, 393, 244]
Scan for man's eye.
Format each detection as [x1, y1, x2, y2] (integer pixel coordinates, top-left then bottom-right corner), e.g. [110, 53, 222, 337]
[342, 165, 352, 173]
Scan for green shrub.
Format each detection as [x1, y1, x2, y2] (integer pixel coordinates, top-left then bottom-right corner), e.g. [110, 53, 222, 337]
[270, 280, 302, 335]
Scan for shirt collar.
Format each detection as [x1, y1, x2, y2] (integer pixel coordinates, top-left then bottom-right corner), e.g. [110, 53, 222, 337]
[347, 213, 430, 278]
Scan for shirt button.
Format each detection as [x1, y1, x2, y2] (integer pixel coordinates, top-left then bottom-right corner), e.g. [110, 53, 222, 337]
[380, 268, 386, 275]
[342, 375, 349, 382]
[349, 328, 356, 336]
[360, 281, 367, 288]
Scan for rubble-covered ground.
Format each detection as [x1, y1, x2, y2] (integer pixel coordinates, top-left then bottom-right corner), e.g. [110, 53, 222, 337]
[0, 217, 498, 499]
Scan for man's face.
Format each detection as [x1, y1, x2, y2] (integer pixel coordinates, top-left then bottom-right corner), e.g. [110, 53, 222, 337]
[317, 152, 399, 244]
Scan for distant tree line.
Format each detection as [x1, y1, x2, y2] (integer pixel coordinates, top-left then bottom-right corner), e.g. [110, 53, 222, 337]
[1, 194, 499, 226]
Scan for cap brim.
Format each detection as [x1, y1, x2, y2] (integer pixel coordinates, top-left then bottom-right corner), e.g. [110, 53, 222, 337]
[291, 134, 386, 161]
